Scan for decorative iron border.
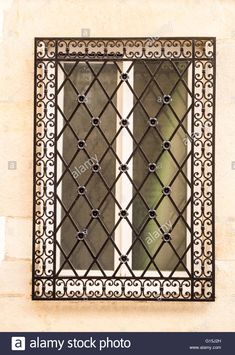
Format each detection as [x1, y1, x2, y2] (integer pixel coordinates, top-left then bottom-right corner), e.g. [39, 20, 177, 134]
[33, 37, 215, 301]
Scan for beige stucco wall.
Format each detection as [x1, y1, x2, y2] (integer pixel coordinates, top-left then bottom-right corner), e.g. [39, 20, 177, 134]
[0, 0, 234, 331]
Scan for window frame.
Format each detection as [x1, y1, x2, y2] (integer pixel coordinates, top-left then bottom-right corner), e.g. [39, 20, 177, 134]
[33, 37, 216, 301]
[57, 61, 191, 279]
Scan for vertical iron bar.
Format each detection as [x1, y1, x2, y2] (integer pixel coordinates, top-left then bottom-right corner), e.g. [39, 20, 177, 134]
[53, 39, 58, 299]
[32, 38, 37, 299]
[212, 38, 216, 300]
[191, 39, 195, 300]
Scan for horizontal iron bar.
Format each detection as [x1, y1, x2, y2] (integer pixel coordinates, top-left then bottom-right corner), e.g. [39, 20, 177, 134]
[33, 276, 213, 280]
[35, 37, 216, 40]
[32, 297, 215, 302]
[36, 58, 213, 62]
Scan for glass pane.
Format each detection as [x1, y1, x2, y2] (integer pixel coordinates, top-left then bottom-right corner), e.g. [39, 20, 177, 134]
[132, 60, 189, 271]
[59, 62, 117, 272]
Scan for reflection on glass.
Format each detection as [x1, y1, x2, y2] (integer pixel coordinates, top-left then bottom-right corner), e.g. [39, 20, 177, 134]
[132, 61, 188, 271]
[60, 62, 117, 271]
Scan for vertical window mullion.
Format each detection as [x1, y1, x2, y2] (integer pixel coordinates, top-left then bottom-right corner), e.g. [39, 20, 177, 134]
[115, 61, 134, 276]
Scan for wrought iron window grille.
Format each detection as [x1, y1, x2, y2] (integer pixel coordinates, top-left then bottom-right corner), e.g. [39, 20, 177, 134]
[33, 37, 216, 301]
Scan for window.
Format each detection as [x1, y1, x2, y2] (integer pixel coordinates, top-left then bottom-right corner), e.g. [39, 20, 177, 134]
[33, 37, 215, 301]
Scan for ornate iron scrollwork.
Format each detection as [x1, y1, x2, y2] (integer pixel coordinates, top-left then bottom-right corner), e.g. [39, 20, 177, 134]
[33, 37, 215, 301]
